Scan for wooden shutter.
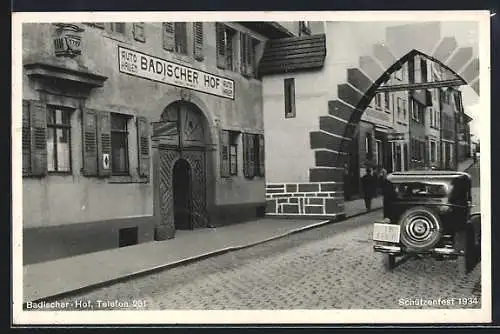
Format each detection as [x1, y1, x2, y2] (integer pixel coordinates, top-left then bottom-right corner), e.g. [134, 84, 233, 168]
[22, 100, 31, 176]
[133, 22, 146, 42]
[97, 111, 112, 177]
[136, 116, 150, 178]
[240, 33, 248, 75]
[193, 22, 204, 60]
[248, 134, 255, 178]
[219, 129, 230, 178]
[258, 134, 265, 177]
[82, 109, 98, 176]
[216, 23, 226, 69]
[242, 133, 248, 178]
[29, 100, 47, 176]
[163, 22, 175, 51]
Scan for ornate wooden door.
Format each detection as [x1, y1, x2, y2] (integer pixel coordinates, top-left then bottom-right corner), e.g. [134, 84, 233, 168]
[181, 149, 207, 229]
[155, 101, 208, 231]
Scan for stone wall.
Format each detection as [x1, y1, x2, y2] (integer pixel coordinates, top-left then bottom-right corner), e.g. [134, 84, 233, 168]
[265, 182, 345, 218]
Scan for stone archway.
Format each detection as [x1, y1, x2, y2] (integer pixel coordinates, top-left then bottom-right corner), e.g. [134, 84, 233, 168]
[309, 24, 480, 192]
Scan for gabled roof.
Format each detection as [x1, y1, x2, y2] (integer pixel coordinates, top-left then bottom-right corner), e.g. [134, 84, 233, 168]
[258, 34, 327, 76]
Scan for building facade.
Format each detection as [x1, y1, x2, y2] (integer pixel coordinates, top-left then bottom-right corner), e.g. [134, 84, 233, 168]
[22, 21, 292, 264]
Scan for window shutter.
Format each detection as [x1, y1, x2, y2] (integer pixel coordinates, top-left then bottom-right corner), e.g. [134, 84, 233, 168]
[29, 100, 47, 176]
[240, 33, 248, 75]
[219, 130, 230, 178]
[193, 22, 204, 60]
[216, 23, 226, 69]
[163, 22, 175, 51]
[136, 116, 150, 178]
[82, 109, 98, 176]
[258, 134, 265, 177]
[97, 111, 112, 177]
[248, 134, 255, 178]
[133, 22, 146, 42]
[242, 133, 248, 178]
[22, 100, 31, 176]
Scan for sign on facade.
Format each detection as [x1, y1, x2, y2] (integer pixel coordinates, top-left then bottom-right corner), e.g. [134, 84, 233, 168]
[102, 153, 110, 169]
[118, 46, 235, 100]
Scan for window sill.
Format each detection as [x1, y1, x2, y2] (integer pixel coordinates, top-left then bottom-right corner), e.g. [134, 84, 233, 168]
[48, 171, 73, 176]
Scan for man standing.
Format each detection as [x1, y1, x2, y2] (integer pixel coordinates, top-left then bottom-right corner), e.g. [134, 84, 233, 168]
[361, 168, 377, 212]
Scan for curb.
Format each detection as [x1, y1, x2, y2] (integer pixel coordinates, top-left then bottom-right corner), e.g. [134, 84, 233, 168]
[26, 205, 385, 304]
[26, 218, 337, 305]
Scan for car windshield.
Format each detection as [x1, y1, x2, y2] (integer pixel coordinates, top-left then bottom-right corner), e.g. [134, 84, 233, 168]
[392, 182, 450, 198]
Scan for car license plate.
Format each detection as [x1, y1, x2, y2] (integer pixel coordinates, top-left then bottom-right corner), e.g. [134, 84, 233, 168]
[373, 223, 401, 243]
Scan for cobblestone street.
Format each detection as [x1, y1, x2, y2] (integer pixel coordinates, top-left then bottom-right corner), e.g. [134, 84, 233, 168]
[53, 217, 480, 310]
[47, 164, 483, 311]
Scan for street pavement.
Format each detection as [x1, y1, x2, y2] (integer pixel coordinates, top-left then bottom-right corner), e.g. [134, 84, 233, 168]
[50, 163, 481, 311]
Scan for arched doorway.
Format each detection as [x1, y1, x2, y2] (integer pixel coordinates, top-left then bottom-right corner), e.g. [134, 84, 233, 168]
[173, 159, 192, 230]
[152, 100, 209, 235]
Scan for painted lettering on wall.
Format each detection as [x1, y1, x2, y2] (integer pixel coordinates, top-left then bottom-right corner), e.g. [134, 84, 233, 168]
[118, 46, 235, 100]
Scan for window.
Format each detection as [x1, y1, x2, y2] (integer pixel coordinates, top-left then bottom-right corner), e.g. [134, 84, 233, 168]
[110, 22, 126, 35]
[376, 139, 383, 165]
[384, 92, 390, 110]
[220, 130, 239, 177]
[430, 108, 433, 127]
[240, 33, 259, 77]
[216, 23, 236, 71]
[397, 97, 402, 116]
[365, 133, 373, 160]
[421, 58, 428, 82]
[402, 100, 407, 120]
[162, 22, 187, 55]
[375, 94, 382, 108]
[46, 106, 72, 173]
[174, 23, 188, 54]
[299, 21, 311, 36]
[284, 78, 296, 118]
[243, 133, 265, 179]
[110, 113, 130, 175]
[430, 141, 436, 162]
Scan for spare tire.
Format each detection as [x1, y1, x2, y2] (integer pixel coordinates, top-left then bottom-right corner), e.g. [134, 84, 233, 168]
[399, 206, 443, 252]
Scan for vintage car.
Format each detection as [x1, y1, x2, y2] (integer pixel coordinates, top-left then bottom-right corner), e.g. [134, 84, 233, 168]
[372, 170, 481, 273]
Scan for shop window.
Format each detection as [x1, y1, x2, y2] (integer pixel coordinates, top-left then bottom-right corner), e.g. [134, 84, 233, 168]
[46, 106, 72, 173]
[216, 23, 237, 71]
[284, 78, 296, 118]
[111, 113, 130, 176]
[243, 133, 265, 179]
[240, 33, 259, 77]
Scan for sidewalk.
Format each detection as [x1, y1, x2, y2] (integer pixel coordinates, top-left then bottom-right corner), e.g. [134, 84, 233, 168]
[23, 218, 335, 303]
